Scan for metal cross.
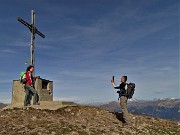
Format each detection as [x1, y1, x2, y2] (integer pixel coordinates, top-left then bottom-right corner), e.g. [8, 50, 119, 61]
[17, 10, 45, 72]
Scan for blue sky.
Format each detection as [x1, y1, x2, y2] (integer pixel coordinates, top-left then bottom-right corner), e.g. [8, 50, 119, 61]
[0, 0, 179, 103]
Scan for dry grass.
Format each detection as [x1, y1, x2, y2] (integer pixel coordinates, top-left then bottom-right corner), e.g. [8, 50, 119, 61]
[0, 106, 179, 135]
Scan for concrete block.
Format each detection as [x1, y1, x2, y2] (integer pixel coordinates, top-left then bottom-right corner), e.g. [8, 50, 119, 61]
[11, 77, 53, 105]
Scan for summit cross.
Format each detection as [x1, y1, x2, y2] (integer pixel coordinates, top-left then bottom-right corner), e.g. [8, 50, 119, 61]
[17, 10, 45, 71]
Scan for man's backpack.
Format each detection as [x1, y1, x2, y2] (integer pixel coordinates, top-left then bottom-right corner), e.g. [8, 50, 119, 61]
[19, 72, 27, 84]
[126, 83, 135, 99]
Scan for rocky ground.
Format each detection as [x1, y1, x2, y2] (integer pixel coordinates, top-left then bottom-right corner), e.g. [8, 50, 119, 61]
[0, 105, 179, 135]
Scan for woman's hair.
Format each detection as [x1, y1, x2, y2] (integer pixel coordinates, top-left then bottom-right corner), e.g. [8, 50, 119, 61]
[26, 65, 34, 72]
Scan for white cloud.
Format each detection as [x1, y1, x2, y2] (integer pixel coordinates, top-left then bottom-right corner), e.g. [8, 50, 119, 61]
[0, 98, 11, 104]
[1, 49, 17, 54]
[0, 91, 11, 104]
[53, 96, 79, 102]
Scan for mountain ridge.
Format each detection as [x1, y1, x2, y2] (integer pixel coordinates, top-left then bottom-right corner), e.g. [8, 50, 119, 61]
[97, 99, 180, 120]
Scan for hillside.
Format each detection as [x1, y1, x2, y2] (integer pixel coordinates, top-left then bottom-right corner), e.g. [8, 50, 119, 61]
[98, 99, 180, 120]
[0, 106, 179, 135]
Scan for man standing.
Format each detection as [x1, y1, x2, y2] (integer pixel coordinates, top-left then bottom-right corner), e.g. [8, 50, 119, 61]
[24, 65, 40, 106]
[111, 76, 130, 124]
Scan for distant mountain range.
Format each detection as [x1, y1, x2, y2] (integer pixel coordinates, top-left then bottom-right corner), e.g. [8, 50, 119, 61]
[0, 103, 7, 109]
[1, 99, 180, 121]
[96, 99, 180, 120]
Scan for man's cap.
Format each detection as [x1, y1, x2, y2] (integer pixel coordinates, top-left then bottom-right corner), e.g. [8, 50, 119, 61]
[123, 76, 127, 82]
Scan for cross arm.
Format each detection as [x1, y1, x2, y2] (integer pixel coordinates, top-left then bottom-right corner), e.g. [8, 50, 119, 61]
[35, 28, 45, 38]
[17, 17, 32, 30]
[17, 16, 45, 38]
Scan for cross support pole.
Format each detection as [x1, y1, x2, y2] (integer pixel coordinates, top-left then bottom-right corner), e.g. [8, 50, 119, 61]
[30, 10, 35, 67]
